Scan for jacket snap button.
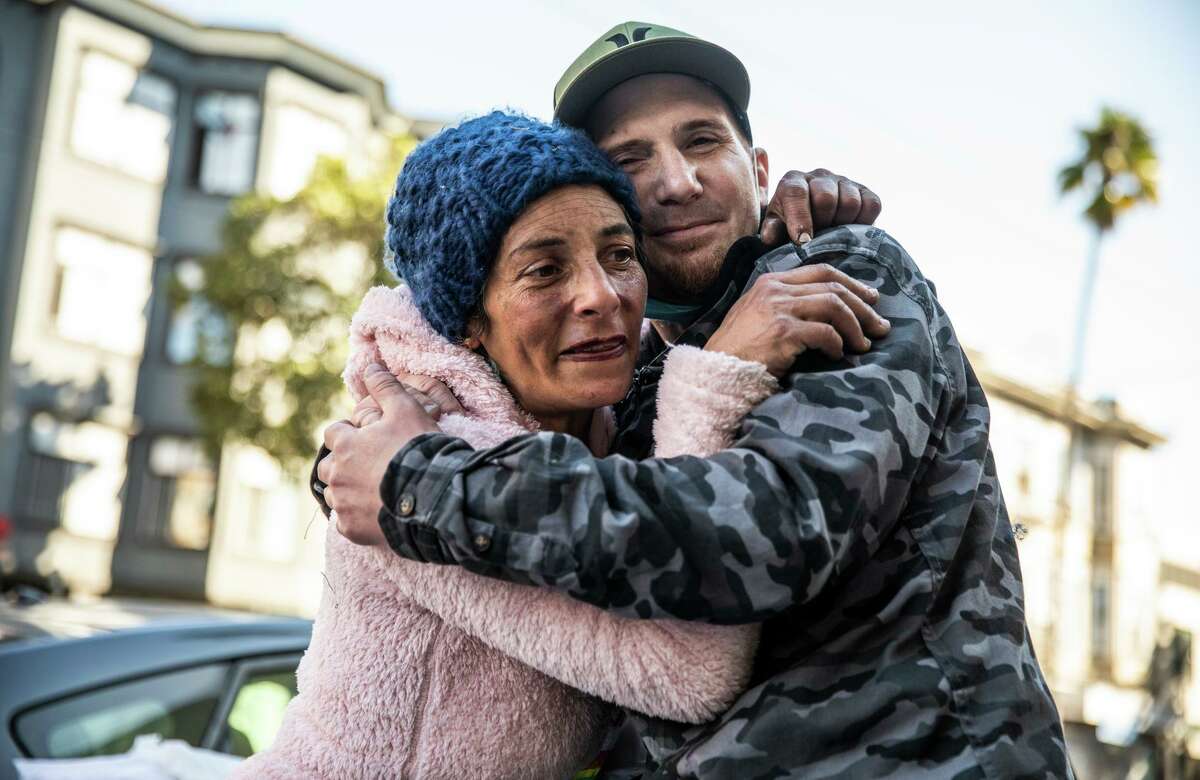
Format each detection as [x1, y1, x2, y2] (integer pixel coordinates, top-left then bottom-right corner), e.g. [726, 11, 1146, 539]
[397, 494, 415, 516]
[472, 533, 491, 552]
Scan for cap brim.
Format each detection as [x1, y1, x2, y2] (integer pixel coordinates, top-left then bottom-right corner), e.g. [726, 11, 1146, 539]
[554, 37, 749, 128]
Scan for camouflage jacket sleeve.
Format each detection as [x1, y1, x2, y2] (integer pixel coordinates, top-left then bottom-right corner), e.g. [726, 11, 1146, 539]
[378, 229, 954, 623]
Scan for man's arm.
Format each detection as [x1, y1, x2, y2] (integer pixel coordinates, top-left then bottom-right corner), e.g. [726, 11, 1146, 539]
[377, 230, 953, 624]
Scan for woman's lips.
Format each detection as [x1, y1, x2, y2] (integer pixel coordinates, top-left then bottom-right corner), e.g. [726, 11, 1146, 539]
[560, 335, 628, 362]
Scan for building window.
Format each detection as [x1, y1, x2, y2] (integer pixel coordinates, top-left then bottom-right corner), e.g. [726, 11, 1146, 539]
[135, 437, 216, 551]
[1093, 455, 1113, 540]
[52, 227, 153, 356]
[265, 104, 347, 200]
[16, 449, 90, 527]
[190, 92, 260, 196]
[18, 413, 126, 540]
[166, 259, 232, 366]
[1091, 570, 1112, 667]
[71, 50, 176, 183]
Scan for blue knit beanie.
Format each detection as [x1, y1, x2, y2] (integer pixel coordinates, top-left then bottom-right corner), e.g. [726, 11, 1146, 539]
[384, 111, 641, 342]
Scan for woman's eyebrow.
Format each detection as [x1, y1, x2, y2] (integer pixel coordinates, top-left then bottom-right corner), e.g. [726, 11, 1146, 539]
[599, 222, 635, 238]
[512, 236, 566, 254]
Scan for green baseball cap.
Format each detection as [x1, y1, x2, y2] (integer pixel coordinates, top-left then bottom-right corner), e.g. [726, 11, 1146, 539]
[553, 21, 750, 133]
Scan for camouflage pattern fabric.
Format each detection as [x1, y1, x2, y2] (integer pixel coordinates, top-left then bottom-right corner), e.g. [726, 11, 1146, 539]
[371, 225, 1074, 778]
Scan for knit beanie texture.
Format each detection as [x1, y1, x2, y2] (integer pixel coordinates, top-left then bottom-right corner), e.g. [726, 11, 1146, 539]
[384, 111, 641, 342]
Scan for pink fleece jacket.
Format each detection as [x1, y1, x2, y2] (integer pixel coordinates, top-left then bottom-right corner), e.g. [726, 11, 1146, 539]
[235, 286, 778, 779]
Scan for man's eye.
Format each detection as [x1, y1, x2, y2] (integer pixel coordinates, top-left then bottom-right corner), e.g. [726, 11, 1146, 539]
[690, 136, 718, 148]
[531, 264, 560, 279]
[615, 156, 643, 169]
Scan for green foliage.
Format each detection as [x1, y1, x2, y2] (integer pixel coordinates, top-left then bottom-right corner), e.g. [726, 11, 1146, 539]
[1058, 107, 1158, 232]
[187, 135, 416, 472]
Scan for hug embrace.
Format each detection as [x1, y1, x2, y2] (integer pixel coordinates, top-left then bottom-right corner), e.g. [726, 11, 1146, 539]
[239, 21, 1075, 780]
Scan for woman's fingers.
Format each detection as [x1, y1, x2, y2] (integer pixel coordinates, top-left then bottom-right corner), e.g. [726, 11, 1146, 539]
[791, 292, 869, 352]
[705, 261, 888, 376]
[774, 263, 879, 304]
[394, 371, 465, 417]
[772, 264, 888, 333]
[791, 321, 844, 361]
[350, 396, 383, 428]
[786, 281, 890, 343]
[401, 386, 446, 420]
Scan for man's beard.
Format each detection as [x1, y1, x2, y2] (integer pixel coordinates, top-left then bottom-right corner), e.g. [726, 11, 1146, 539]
[642, 241, 727, 303]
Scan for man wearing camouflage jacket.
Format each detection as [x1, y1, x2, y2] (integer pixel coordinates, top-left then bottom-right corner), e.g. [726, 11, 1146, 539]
[318, 22, 1074, 779]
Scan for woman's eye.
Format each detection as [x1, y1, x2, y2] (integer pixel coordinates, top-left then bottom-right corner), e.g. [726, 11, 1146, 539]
[604, 247, 637, 270]
[530, 264, 560, 279]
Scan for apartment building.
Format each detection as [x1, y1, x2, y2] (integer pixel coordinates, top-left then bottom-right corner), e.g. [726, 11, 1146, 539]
[978, 357, 1198, 776]
[0, 0, 425, 608]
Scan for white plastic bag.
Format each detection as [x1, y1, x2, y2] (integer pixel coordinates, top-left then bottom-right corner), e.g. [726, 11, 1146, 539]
[13, 734, 243, 780]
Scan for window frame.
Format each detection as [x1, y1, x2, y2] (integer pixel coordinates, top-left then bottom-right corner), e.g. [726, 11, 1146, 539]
[48, 221, 155, 358]
[161, 255, 234, 368]
[1090, 568, 1113, 669]
[132, 434, 218, 552]
[261, 100, 349, 200]
[67, 47, 178, 184]
[187, 88, 264, 198]
[14, 436, 92, 529]
[203, 653, 303, 752]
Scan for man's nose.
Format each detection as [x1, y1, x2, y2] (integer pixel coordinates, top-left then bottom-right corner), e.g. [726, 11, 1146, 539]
[572, 261, 622, 317]
[652, 147, 702, 205]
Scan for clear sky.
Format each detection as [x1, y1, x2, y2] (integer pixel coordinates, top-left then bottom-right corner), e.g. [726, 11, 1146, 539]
[157, 0, 1200, 557]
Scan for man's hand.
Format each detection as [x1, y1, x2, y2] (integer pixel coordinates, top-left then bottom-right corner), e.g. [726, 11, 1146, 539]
[704, 264, 891, 377]
[318, 363, 440, 546]
[759, 169, 882, 247]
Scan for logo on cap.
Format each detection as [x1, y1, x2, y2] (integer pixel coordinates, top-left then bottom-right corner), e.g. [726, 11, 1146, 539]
[605, 26, 652, 48]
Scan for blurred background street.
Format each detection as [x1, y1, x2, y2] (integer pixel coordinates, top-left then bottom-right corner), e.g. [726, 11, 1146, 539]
[0, 0, 1196, 776]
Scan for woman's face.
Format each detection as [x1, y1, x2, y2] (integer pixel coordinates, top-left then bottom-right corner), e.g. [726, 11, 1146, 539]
[471, 184, 647, 419]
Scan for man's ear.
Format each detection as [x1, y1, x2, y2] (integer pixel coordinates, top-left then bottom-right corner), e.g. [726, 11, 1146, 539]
[753, 147, 770, 207]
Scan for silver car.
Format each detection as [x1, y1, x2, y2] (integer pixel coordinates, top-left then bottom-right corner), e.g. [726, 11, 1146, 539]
[0, 597, 310, 779]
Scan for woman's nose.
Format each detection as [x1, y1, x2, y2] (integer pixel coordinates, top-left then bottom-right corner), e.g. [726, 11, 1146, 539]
[572, 262, 622, 317]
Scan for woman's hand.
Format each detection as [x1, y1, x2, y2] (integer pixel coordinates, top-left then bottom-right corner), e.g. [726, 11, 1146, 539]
[318, 364, 441, 547]
[759, 169, 882, 246]
[348, 380, 449, 428]
[704, 263, 891, 377]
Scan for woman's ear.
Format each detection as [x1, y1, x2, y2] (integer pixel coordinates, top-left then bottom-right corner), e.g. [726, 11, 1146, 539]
[464, 308, 487, 351]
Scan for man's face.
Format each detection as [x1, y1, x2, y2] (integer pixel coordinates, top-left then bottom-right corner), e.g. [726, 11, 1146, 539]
[586, 73, 769, 302]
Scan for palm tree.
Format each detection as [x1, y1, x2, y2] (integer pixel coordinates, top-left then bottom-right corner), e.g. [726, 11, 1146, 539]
[1057, 107, 1158, 388]
[1042, 108, 1158, 679]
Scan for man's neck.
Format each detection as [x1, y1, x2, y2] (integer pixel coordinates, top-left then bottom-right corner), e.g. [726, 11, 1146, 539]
[644, 235, 771, 348]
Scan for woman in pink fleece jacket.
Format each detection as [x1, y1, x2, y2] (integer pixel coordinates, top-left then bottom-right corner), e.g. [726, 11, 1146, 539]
[235, 113, 806, 779]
